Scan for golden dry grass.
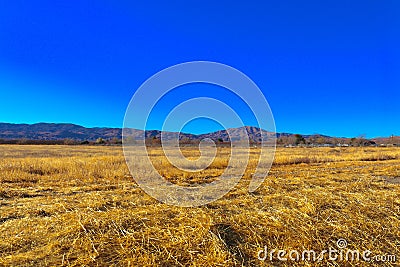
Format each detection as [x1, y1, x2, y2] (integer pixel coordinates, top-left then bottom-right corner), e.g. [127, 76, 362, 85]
[0, 145, 399, 266]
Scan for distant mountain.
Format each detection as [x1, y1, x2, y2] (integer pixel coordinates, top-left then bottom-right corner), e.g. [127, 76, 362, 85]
[0, 123, 121, 141]
[198, 126, 275, 142]
[0, 123, 276, 142]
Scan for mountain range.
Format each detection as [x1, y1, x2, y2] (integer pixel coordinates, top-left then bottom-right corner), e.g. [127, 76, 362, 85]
[0, 123, 397, 145]
[0, 123, 276, 143]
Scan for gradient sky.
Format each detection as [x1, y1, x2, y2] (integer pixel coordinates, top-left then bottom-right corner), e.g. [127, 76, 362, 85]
[0, 1, 399, 137]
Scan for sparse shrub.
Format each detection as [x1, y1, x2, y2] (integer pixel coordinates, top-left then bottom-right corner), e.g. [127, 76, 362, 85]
[63, 138, 77, 145]
[95, 137, 105, 144]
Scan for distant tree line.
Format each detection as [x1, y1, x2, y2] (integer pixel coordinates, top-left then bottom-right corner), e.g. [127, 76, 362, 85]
[276, 134, 379, 147]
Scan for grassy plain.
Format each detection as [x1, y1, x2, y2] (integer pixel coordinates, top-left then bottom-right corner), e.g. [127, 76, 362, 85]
[0, 145, 399, 266]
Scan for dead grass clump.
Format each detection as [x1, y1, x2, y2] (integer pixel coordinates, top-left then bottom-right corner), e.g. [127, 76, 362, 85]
[360, 153, 397, 161]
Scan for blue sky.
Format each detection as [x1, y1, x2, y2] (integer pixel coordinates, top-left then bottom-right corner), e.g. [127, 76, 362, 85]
[0, 1, 399, 137]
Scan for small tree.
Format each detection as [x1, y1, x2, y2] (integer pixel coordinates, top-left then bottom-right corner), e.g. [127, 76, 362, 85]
[111, 137, 122, 144]
[316, 137, 327, 145]
[294, 134, 305, 145]
[63, 138, 76, 145]
[95, 137, 105, 144]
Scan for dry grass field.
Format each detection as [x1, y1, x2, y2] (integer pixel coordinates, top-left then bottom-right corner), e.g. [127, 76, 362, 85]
[0, 145, 399, 266]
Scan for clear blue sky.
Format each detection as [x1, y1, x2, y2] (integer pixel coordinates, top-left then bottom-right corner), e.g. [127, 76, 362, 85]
[0, 1, 399, 137]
